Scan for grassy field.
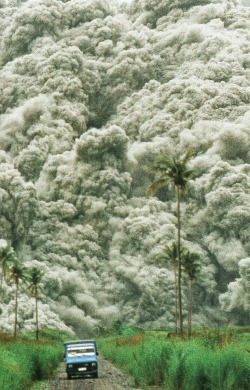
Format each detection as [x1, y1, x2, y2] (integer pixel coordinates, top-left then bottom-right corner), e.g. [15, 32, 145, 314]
[0, 329, 69, 390]
[98, 326, 250, 390]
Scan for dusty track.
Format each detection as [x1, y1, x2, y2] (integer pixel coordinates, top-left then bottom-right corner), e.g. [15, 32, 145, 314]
[47, 354, 142, 390]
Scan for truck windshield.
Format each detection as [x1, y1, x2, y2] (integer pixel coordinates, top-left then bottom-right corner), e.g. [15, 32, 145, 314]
[67, 345, 95, 357]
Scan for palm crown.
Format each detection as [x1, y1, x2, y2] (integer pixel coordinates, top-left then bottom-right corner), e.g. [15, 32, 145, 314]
[147, 148, 194, 196]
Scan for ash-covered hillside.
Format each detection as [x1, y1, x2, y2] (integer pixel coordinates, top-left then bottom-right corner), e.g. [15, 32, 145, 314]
[0, 0, 249, 335]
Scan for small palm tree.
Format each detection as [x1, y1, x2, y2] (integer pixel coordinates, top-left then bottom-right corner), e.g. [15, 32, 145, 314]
[0, 241, 16, 287]
[27, 267, 44, 340]
[147, 149, 194, 334]
[182, 249, 202, 338]
[158, 242, 178, 332]
[8, 261, 28, 339]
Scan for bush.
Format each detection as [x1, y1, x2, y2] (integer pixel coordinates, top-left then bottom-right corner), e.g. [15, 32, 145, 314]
[209, 347, 250, 390]
[0, 349, 31, 390]
[0, 330, 69, 390]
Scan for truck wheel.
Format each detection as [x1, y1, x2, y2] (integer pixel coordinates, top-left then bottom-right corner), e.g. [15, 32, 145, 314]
[94, 372, 98, 378]
[67, 373, 72, 380]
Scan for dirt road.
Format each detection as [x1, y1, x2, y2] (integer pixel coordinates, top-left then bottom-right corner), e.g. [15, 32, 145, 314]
[47, 354, 143, 390]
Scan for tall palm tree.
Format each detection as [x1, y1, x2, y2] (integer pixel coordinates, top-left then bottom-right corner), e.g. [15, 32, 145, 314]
[182, 249, 202, 338]
[8, 261, 27, 339]
[147, 149, 194, 334]
[158, 242, 178, 332]
[27, 267, 44, 340]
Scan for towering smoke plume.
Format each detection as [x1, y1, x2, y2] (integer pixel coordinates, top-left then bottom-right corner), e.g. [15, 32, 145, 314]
[0, 0, 249, 334]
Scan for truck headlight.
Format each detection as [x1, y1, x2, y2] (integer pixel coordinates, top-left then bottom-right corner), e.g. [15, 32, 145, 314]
[91, 363, 97, 367]
[68, 364, 73, 369]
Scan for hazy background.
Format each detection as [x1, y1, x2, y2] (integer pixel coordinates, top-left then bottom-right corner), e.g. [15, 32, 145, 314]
[0, 0, 249, 335]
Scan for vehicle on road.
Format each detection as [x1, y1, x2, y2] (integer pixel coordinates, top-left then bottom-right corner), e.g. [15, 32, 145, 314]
[64, 340, 98, 379]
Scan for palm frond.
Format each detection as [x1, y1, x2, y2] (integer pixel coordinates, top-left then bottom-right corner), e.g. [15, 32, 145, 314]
[146, 178, 167, 197]
[181, 147, 193, 164]
[27, 267, 44, 295]
[182, 250, 202, 280]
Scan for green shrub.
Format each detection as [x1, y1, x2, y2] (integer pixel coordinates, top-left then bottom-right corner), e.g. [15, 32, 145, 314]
[209, 346, 250, 390]
[0, 349, 31, 390]
[165, 342, 212, 390]
[0, 330, 68, 390]
[29, 345, 62, 380]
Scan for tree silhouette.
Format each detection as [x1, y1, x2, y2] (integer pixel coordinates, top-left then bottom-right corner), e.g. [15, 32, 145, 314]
[182, 249, 202, 338]
[27, 267, 44, 340]
[8, 261, 28, 339]
[158, 242, 178, 332]
[147, 149, 194, 334]
[0, 240, 16, 287]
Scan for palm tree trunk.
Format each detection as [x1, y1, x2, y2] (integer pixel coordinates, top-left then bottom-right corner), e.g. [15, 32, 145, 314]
[176, 186, 183, 335]
[174, 267, 178, 333]
[14, 280, 18, 339]
[187, 277, 192, 338]
[35, 289, 39, 340]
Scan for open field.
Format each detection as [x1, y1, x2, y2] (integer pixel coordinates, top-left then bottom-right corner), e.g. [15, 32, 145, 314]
[98, 326, 250, 390]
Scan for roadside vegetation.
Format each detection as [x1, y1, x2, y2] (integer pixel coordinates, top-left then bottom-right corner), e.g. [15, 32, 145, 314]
[0, 329, 68, 390]
[0, 239, 45, 339]
[98, 325, 250, 390]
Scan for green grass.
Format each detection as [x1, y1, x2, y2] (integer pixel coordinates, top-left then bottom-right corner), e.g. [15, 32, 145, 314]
[0, 329, 70, 390]
[98, 327, 250, 390]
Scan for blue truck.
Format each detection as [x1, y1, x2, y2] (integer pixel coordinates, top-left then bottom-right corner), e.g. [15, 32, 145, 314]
[64, 340, 99, 379]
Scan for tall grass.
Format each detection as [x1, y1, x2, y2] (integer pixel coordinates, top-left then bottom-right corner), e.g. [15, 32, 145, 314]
[0, 329, 68, 390]
[98, 329, 250, 390]
[165, 342, 250, 390]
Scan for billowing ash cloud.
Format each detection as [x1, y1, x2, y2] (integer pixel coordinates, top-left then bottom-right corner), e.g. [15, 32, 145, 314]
[0, 0, 249, 334]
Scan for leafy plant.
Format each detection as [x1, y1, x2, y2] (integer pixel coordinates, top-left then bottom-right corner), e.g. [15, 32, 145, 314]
[0, 329, 69, 390]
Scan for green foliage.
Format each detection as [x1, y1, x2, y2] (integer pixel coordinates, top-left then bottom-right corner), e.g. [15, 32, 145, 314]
[112, 319, 123, 335]
[37, 328, 71, 342]
[0, 240, 17, 285]
[120, 325, 142, 336]
[98, 330, 250, 390]
[147, 148, 194, 195]
[182, 249, 202, 281]
[111, 321, 143, 336]
[0, 329, 69, 390]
